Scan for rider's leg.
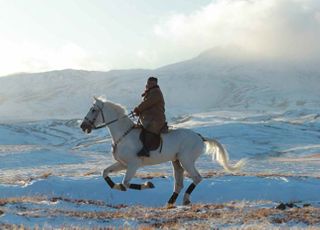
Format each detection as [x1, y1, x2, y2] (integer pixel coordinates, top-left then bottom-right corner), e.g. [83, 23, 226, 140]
[137, 129, 150, 157]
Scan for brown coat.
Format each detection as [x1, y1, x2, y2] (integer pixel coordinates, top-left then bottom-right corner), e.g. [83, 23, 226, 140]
[137, 86, 166, 134]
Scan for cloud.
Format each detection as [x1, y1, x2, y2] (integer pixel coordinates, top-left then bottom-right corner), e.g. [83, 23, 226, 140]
[0, 40, 109, 77]
[154, 0, 320, 60]
[2, 0, 320, 76]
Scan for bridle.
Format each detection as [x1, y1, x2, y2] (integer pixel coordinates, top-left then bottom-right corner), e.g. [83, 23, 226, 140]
[84, 104, 134, 130]
[83, 103, 136, 153]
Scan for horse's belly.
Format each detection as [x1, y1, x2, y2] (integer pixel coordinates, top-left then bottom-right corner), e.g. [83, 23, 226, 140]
[141, 151, 176, 166]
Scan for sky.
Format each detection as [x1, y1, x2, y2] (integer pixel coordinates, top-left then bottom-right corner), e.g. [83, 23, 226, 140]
[0, 0, 320, 77]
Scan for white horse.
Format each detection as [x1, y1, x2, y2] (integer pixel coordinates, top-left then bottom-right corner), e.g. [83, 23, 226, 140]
[80, 97, 245, 207]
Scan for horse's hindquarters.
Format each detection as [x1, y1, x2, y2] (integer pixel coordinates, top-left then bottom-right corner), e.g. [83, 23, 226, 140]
[139, 129, 205, 166]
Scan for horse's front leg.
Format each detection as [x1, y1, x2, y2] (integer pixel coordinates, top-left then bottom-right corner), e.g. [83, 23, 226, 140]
[122, 165, 155, 190]
[103, 162, 127, 191]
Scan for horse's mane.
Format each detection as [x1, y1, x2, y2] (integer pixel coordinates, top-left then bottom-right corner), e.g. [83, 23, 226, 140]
[109, 102, 127, 115]
[100, 98, 127, 116]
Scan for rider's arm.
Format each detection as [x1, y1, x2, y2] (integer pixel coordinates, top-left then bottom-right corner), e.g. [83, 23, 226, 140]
[137, 89, 162, 112]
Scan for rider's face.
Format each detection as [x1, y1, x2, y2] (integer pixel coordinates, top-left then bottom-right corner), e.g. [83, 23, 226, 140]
[146, 80, 156, 89]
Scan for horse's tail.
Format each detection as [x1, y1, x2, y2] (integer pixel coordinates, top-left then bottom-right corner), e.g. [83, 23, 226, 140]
[203, 137, 246, 173]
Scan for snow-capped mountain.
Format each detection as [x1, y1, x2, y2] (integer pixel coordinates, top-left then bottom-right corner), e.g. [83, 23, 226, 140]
[0, 48, 319, 122]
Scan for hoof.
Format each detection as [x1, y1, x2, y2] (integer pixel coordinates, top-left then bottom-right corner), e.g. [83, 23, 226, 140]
[119, 184, 127, 191]
[114, 183, 127, 191]
[166, 203, 176, 209]
[183, 199, 191, 206]
[146, 181, 155, 189]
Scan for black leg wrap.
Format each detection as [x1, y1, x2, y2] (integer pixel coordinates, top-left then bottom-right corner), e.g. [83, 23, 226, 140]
[104, 176, 115, 188]
[186, 183, 196, 195]
[168, 192, 179, 204]
[129, 184, 142, 190]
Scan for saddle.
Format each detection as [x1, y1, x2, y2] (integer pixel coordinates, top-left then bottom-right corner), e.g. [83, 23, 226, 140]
[137, 123, 169, 152]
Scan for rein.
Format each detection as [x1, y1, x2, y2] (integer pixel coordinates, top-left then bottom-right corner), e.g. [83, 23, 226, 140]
[86, 105, 135, 130]
[94, 115, 129, 130]
[85, 104, 136, 153]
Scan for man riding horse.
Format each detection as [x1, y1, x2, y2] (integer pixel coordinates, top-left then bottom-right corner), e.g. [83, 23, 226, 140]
[80, 92, 245, 206]
[134, 77, 167, 157]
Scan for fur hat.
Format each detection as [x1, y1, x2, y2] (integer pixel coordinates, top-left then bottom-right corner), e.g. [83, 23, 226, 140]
[148, 76, 158, 83]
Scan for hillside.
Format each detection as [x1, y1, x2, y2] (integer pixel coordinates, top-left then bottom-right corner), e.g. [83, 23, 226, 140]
[1, 49, 320, 122]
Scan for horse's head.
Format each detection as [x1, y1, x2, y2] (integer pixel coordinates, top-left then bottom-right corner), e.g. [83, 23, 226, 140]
[80, 97, 106, 134]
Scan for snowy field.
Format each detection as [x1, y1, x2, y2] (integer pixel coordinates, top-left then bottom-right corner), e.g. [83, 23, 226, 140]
[1, 108, 320, 229]
[1, 50, 320, 228]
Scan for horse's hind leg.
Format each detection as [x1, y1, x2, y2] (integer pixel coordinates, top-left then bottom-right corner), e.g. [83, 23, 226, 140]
[167, 160, 184, 208]
[122, 165, 155, 190]
[103, 162, 127, 191]
[180, 160, 202, 205]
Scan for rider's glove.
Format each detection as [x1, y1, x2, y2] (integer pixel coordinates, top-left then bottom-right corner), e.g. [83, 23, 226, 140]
[133, 107, 140, 116]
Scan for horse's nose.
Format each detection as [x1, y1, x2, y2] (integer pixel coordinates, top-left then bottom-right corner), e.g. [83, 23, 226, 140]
[80, 122, 86, 130]
[80, 121, 92, 133]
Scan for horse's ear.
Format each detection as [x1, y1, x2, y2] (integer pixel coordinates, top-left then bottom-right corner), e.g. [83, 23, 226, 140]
[93, 96, 99, 101]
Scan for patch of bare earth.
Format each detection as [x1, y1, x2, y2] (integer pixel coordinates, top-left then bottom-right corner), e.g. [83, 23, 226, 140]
[1, 197, 320, 229]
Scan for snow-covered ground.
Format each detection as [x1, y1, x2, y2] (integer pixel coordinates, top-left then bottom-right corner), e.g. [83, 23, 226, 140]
[1, 108, 320, 228]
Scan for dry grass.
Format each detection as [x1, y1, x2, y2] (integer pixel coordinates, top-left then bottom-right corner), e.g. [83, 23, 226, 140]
[0, 196, 47, 206]
[1, 197, 320, 229]
[135, 170, 320, 180]
[136, 170, 320, 180]
[1, 171, 53, 186]
[0, 196, 126, 209]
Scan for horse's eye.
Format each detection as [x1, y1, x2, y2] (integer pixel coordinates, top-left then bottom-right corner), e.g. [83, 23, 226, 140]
[92, 109, 96, 113]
